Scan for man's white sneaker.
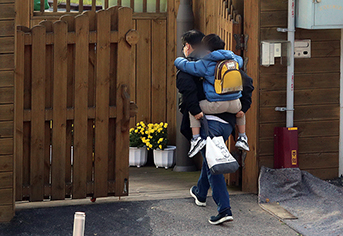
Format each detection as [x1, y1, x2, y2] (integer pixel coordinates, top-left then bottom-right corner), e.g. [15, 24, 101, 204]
[235, 136, 250, 151]
[188, 136, 206, 158]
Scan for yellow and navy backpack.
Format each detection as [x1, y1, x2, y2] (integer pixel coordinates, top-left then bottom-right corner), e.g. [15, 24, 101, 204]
[214, 60, 243, 94]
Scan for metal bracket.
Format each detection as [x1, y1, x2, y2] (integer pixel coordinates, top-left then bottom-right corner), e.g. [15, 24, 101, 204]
[275, 107, 294, 112]
[234, 34, 249, 51]
[243, 57, 249, 72]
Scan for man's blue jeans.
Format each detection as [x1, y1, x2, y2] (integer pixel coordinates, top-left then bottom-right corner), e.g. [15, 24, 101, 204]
[197, 119, 233, 214]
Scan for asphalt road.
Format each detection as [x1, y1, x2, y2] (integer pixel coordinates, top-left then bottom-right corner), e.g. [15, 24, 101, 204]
[0, 194, 298, 236]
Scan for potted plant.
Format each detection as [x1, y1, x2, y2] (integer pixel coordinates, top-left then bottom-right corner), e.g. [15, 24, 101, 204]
[129, 121, 148, 168]
[142, 122, 176, 169]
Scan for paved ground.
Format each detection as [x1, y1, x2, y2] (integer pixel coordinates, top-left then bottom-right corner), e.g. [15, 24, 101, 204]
[0, 167, 299, 235]
[0, 194, 298, 236]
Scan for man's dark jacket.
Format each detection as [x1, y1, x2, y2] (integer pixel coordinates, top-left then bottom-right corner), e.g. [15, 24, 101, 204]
[176, 52, 254, 140]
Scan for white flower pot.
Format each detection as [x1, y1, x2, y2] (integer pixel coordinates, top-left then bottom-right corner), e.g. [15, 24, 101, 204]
[129, 146, 148, 168]
[153, 145, 176, 169]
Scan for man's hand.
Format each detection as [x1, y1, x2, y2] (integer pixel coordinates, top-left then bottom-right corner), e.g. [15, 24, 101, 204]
[236, 111, 244, 118]
[194, 112, 204, 120]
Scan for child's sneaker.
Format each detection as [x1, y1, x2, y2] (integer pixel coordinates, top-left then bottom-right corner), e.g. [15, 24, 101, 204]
[188, 136, 206, 158]
[235, 136, 250, 151]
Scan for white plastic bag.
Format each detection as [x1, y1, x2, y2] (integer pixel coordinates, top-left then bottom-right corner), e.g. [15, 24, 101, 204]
[205, 135, 239, 175]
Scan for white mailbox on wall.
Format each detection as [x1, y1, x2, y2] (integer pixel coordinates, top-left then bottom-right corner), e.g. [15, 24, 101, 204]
[296, 0, 343, 29]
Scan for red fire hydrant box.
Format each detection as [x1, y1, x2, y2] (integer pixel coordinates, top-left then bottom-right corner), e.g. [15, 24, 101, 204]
[274, 127, 299, 169]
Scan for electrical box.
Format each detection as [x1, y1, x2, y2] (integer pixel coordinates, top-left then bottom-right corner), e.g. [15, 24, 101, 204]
[274, 127, 299, 169]
[294, 39, 311, 58]
[261, 41, 286, 66]
[296, 0, 343, 29]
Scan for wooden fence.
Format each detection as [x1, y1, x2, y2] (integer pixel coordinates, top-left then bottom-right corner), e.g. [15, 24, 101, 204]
[15, 6, 138, 201]
[35, 0, 167, 13]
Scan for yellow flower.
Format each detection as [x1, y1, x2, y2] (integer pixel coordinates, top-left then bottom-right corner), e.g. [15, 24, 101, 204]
[136, 123, 140, 126]
[164, 123, 168, 128]
[135, 129, 138, 133]
[160, 122, 163, 126]
[149, 144, 153, 148]
[147, 147, 150, 150]
[145, 131, 148, 134]
[158, 138, 163, 143]
[140, 121, 144, 126]
[159, 145, 162, 149]
[148, 135, 152, 139]
[129, 128, 134, 132]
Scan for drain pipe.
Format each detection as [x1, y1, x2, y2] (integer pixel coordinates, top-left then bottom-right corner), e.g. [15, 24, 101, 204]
[174, 0, 197, 172]
[273, 0, 298, 169]
[286, 0, 295, 127]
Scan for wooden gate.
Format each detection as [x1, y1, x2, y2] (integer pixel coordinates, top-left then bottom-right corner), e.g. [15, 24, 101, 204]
[14, 6, 138, 202]
[217, 0, 243, 187]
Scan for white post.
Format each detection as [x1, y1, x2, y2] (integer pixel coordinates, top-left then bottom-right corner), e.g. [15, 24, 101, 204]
[286, 0, 295, 128]
[73, 212, 86, 236]
[339, 29, 343, 177]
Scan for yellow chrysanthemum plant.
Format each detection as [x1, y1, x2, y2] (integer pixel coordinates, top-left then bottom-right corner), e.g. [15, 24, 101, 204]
[129, 121, 147, 148]
[141, 122, 168, 150]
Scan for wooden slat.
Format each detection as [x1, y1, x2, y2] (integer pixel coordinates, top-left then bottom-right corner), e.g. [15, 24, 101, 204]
[51, 20, 68, 200]
[30, 25, 46, 201]
[0, 54, 14, 71]
[73, 14, 89, 199]
[115, 7, 132, 196]
[143, 0, 147, 12]
[92, 0, 96, 11]
[299, 152, 338, 170]
[0, 88, 13, 104]
[14, 29, 25, 201]
[0, 121, 13, 138]
[40, 0, 45, 12]
[260, 88, 339, 107]
[305, 168, 338, 180]
[151, 19, 166, 123]
[79, 0, 83, 12]
[260, 57, 341, 74]
[0, 171, 12, 188]
[260, 72, 340, 91]
[0, 138, 13, 155]
[0, 37, 14, 53]
[108, 6, 119, 183]
[53, 0, 57, 12]
[0, 155, 12, 172]
[60, 15, 75, 198]
[259, 136, 338, 156]
[66, 0, 71, 12]
[260, 11, 287, 28]
[166, 0, 177, 144]
[156, 0, 160, 13]
[260, 105, 340, 123]
[0, 3, 15, 19]
[260, 120, 339, 140]
[39, 21, 53, 195]
[136, 19, 151, 124]
[0, 205, 13, 222]
[261, 0, 288, 11]
[242, 0, 259, 193]
[0, 71, 14, 87]
[94, 9, 111, 198]
[0, 105, 13, 121]
[0, 21, 14, 37]
[0, 189, 12, 205]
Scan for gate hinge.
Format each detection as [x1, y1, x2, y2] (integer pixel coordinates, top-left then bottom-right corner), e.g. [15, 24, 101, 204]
[234, 34, 249, 51]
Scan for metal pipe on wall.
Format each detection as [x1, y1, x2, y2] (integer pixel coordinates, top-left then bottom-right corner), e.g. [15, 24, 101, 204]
[286, 0, 295, 127]
[174, 0, 197, 172]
